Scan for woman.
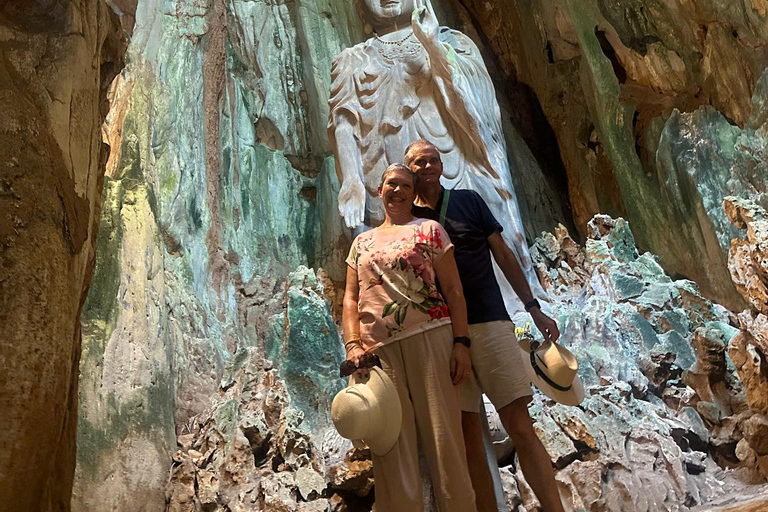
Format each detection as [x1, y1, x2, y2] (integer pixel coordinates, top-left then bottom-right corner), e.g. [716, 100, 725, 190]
[342, 163, 477, 512]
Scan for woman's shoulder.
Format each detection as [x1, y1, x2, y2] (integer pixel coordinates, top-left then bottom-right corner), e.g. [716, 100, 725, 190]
[413, 217, 443, 231]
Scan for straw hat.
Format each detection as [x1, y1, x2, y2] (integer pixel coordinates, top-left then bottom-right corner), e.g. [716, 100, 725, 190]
[518, 338, 585, 406]
[331, 367, 402, 456]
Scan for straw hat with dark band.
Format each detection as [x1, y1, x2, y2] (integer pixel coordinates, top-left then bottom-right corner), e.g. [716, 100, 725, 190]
[518, 338, 585, 406]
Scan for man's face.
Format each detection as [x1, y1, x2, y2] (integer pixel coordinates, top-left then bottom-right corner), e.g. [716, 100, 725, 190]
[361, 0, 416, 24]
[407, 144, 443, 186]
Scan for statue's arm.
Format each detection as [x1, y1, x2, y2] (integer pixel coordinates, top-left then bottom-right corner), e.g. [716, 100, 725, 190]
[331, 116, 366, 229]
[411, 1, 499, 174]
[328, 49, 366, 229]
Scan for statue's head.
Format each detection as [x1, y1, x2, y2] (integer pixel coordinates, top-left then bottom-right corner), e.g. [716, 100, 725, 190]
[356, 0, 416, 33]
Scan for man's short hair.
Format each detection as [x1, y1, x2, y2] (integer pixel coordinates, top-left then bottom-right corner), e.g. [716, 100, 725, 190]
[404, 139, 439, 167]
[379, 163, 416, 188]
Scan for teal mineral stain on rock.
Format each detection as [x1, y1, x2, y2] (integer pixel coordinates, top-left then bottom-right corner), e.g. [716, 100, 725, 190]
[656, 107, 743, 253]
[265, 267, 344, 430]
[612, 273, 645, 300]
[655, 330, 695, 370]
[221, 348, 252, 391]
[213, 399, 241, 449]
[659, 309, 690, 335]
[637, 282, 680, 310]
[634, 253, 671, 283]
[631, 312, 660, 349]
[585, 239, 612, 264]
[706, 321, 739, 345]
[605, 219, 639, 263]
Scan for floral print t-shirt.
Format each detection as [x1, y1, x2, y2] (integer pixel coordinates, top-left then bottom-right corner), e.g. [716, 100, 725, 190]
[346, 218, 454, 351]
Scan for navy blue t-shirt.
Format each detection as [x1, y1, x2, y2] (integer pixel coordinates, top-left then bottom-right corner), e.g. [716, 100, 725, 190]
[413, 189, 510, 325]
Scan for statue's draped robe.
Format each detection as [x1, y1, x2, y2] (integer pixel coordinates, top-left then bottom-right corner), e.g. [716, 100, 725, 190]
[329, 28, 546, 313]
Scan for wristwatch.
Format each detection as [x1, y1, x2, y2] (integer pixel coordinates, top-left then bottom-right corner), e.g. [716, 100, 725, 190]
[524, 299, 541, 312]
[453, 336, 471, 348]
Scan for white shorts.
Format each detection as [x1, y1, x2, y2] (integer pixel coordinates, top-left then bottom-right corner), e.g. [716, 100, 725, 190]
[459, 320, 533, 413]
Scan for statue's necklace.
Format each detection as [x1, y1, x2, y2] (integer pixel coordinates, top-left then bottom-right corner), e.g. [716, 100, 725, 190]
[374, 31, 413, 45]
[373, 31, 421, 61]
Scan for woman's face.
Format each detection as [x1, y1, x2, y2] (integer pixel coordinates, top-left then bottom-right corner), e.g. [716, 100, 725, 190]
[378, 168, 415, 216]
[361, 0, 416, 28]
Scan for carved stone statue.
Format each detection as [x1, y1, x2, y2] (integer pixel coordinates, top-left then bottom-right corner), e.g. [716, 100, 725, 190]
[328, 0, 547, 311]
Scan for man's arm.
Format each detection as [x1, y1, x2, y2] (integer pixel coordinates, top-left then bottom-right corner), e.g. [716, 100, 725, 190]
[487, 231, 560, 343]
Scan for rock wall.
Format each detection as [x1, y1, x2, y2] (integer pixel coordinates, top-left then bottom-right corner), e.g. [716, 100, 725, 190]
[0, 2, 124, 510]
[511, 216, 750, 511]
[722, 197, 768, 483]
[444, 0, 768, 311]
[73, 0, 359, 508]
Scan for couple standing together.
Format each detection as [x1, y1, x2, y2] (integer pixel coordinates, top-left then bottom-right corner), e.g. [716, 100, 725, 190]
[338, 140, 565, 512]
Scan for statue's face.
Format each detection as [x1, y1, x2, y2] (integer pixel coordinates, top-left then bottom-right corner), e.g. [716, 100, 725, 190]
[361, 0, 416, 27]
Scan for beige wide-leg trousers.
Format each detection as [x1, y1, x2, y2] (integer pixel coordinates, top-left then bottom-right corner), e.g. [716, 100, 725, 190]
[371, 324, 477, 512]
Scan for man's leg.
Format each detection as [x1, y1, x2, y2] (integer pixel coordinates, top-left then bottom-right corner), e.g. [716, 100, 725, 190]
[461, 411, 499, 512]
[467, 320, 564, 512]
[497, 397, 565, 512]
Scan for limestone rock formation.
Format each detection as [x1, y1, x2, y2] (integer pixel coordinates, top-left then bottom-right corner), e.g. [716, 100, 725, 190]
[166, 347, 334, 512]
[73, 0, 360, 506]
[0, 1, 125, 509]
[441, 0, 768, 311]
[722, 196, 768, 483]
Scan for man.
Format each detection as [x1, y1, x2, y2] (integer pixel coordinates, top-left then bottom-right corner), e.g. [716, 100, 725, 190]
[407, 139, 566, 512]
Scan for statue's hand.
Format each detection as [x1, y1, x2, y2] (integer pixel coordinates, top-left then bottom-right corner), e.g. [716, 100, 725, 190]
[412, 0, 439, 42]
[338, 180, 366, 229]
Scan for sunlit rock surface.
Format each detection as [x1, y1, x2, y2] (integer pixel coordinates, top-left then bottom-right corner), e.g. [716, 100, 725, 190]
[73, 0, 356, 507]
[722, 197, 768, 483]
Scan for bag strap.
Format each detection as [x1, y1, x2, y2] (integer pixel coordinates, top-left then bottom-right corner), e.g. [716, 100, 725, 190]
[438, 189, 451, 225]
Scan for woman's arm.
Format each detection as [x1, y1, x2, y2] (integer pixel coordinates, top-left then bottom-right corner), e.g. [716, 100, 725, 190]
[434, 248, 472, 385]
[342, 264, 366, 367]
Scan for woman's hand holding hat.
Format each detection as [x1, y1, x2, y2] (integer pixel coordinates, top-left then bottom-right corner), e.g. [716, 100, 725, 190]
[346, 344, 370, 380]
